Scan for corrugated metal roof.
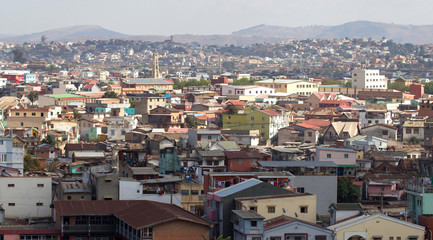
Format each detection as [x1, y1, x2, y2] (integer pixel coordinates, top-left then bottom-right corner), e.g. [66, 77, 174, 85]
[130, 167, 157, 175]
[197, 150, 225, 157]
[258, 161, 338, 168]
[232, 210, 265, 219]
[213, 179, 262, 198]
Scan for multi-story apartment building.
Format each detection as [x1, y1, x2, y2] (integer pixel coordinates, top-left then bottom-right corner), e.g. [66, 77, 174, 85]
[0, 177, 52, 218]
[254, 79, 319, 96]
[352, 69, 387, 89]
[0, 136, 25, 174]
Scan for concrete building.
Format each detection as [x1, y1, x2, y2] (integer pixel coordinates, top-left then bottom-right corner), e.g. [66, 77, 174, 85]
[352, 69, 387, 89]
[328, 214, 425, 240]
[234, 193, 317, 223]
[221, 85, 275, 96]
[329, 203, 363, 225]
[254, 79, 319, 96]
[0, 177, 52, 218]
[0, 136, 24, 175]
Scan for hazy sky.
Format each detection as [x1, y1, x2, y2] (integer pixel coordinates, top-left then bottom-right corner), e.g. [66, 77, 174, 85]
[3, 0, 433, 35]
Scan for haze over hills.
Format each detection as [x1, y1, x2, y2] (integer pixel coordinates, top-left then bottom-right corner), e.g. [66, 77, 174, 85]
[233, 21, 433, 44]
[2, 21, 433, 45]
[0, 25, 125, 42]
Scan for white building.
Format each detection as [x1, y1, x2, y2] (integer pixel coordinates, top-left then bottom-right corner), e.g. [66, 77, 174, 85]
[352, 69, 387, 89]
[0, 177, 52, 218]
[0, 137, 24, 175]
[0, 78, 7, 88]
[119, 179, 181, 206]
[107, 116, 139, 141]
[221, 85, 275, 96]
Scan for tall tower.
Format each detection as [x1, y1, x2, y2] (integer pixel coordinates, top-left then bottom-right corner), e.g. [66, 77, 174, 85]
[152, 53, 160, 78]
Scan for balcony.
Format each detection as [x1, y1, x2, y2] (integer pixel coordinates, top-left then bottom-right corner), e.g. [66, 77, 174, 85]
[405, 183, 433, 195]
[62, 224, 116, 234]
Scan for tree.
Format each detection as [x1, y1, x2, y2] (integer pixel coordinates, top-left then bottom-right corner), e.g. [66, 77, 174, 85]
[41, 35, 47, 44]
[345, 81, 352, 87]
[425, 82, 433, 94]
[102, 91, 118, 98]
[185, 116, 199, 128]
[12, 49, 26, 63]
[27, 91, 39, 105]
[227, 106, 238, 115]
[337, 177, 360, 203]
[24, 154, 41, 172]
[46, 64, 59, 74]
[409, 137, 420, 144]
[321, 80, 342, 85]
[388, 82, 409, 92]
[233, 78, 255, 85]
[42, 135, 55, 146]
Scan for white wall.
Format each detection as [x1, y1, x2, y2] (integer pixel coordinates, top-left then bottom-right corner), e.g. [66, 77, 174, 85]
[119, 180, 181, 206]
[0, 177, 52, 218]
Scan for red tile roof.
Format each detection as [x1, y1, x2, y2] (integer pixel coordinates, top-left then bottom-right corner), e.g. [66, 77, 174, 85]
[260, 109, 281, 116]
[226, 100, 248, 106]
[54, 200, 210, 229]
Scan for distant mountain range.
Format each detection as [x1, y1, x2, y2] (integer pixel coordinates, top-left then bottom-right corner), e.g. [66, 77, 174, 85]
[2, 21, 433, 45]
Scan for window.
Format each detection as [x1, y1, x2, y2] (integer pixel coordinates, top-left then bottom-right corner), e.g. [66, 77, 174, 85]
[397, 237, 401, 240]
[373, 237, 382, 240]
[389, 237, 394, 240]
[80, 196, 85, 200]
[268, 206, 275, 213]
[408, 237, 417, 240]
[36, 202, 43, 206]
[15, 112, 19, 116]
[308, 132, 312, 137]
[21, 122, 24, 126]
[315, 236, 326, 240]
[344, 154, 349, 158]
[327, 154, 331, 158]
[8, 184, 14, 187]
[181, 190, 189, 195]
[252, 238, 262, 240]
[67, 196, 72, 200]
[37, 184, 44, 187]
[297, 187, 305, 193]
[191, 190, 199, 195]
[383, 130, 388, 135]
[250, 207, 257, 212]
[8, 203, 15, 206]
[414, 129, 419, 134]
[270, 238, 282, 240]
[300, 206, 308, 213]
[32, 112, 36, 116]
[41, 113, 44, 117]
[250, 221, 257, 227]
[251, 117, 255, 121]
[236, 159, 242, 164]
[406, 128, 412, 134]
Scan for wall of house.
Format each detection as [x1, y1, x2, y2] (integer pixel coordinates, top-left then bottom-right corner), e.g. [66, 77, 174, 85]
[290, 175, 337, 216]
[0, 138, 24, 174]
[316, 149, 356, 165]
[334, 210, 361, 224]
[153, 219, 209, 240]
[118, 180, 181, 206]
[403, 127, 425, 141]
[361, 126, 397, 140]
[238, 194, 317, 223]
[0, 177, 52, 218]
[264, 221, 333, 240]
[333, 216, 425, 240]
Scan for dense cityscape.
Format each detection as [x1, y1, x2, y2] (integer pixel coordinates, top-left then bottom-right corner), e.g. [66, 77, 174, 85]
[2, 23, 433, 240]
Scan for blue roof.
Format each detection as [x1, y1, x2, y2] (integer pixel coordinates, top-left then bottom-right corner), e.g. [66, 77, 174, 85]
[214, 179, 262, 198]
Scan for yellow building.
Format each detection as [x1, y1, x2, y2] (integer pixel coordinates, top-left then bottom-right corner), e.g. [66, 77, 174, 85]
[328, 214, 425, 240]
[181, 181, 204, 216]
[235, 193, 317, 224]
[121, 78, 174, 94]
[254, 79, 319, 96]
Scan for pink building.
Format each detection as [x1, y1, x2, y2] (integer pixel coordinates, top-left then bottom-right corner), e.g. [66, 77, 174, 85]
[366, 179, 404, 200]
